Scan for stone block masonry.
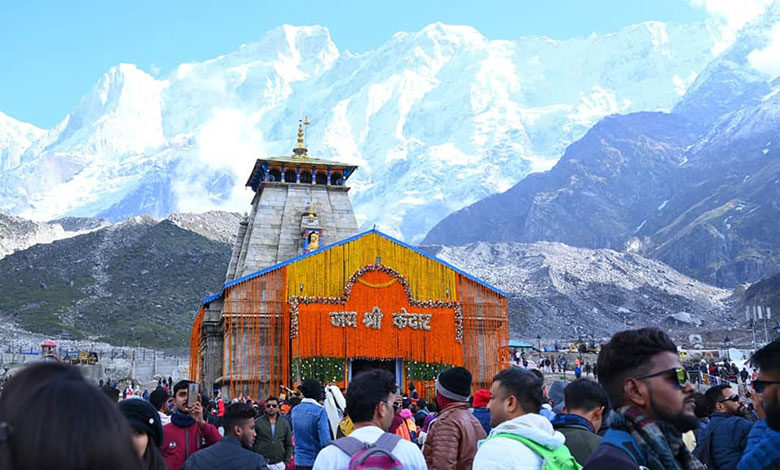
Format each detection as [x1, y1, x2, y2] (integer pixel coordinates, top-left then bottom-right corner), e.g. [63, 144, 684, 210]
[231, 183, 359, 279]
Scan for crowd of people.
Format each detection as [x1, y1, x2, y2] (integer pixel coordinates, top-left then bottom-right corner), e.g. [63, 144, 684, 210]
[0, 328, 778, 469]
[511, 349, 597, 380]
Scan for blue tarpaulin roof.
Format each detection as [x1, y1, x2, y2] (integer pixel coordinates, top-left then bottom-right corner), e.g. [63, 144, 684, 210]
[509, 340, 534, 348]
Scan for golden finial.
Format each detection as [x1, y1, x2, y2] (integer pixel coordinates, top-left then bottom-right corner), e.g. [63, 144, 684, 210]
[293, 116, 310, 157]
[306, 202, 316, 221]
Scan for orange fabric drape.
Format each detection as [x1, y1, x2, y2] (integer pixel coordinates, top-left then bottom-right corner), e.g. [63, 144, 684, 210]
[189, 306, 205, 382]
[458, 274, 509, 390]
[222, 267, 287, 399]
[292, 269, 463, 365]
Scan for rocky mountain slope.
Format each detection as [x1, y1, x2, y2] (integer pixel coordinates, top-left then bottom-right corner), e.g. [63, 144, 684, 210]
[1, 209, 738, 348]
[0, 215, 233, 349]
[741, 272, 780, 316]
[0, 212, 109, 259]
[424, 9, 780, 287]
[424, 241, 733, 340]
[0, 22, 720, 243]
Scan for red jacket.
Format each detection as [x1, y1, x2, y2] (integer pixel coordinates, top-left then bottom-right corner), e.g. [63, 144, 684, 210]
[160, 419, 221, 470]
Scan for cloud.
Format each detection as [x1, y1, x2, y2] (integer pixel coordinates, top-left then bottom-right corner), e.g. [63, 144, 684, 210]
[172, 108, 264, 213]
[748, 21, 780, 77]
[689, 0, 774, 54]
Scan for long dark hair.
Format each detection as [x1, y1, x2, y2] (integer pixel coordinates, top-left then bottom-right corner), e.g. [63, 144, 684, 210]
[141, 439, 166, 470]
[0, 362, 141, 470]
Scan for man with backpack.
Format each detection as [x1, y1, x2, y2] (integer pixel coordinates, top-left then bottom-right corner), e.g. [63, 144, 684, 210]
[694, 384, 752, 469]
[550, 379, 608, 466]
[473, 367, 580, 469]
[312, 369, 426, 469]
[583, 328, 704, 470]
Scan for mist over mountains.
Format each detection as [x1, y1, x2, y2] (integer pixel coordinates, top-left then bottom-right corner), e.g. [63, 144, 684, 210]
[0, 21, 720, 243]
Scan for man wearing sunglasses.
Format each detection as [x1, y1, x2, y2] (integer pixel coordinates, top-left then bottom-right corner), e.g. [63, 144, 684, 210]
[738, 339, 780, 470]
[583, 328, 704, 470]
[694, 384, 752, 469]
[254, 396, 293, 470]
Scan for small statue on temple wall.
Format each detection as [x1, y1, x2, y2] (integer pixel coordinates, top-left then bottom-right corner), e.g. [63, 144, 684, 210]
[307, 232, 320, 252]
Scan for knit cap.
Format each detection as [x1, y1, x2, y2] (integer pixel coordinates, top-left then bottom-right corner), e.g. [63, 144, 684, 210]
[119, 398, 163, 447]
[436, 366, 472, 402]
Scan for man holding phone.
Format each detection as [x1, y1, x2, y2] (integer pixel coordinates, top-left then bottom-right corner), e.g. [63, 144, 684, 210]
[160, 380, 221, 470]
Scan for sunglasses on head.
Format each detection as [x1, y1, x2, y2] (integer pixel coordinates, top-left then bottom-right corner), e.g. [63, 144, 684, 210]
[752, 380, 780, 393]
[633, 367, 689, 388]
[718, 394, 740, 403]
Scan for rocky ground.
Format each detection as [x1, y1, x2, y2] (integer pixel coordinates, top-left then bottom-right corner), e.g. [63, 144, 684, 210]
[425, 241, 737, 344]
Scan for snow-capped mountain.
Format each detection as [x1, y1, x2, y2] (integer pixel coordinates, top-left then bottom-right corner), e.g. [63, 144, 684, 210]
[0, 22, 720, 242]
[423, 7, 780, 287]
[0, 111, 44, 170]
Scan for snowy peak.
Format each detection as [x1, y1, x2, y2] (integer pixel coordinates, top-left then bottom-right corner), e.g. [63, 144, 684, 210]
[0, 111, 44, 170]
[52, 63, 165, 154]
[673, 6, 780, 126]
[1, 20, 722, 242]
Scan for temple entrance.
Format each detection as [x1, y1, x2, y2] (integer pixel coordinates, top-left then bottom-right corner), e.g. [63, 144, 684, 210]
[349, 358, 401, 385]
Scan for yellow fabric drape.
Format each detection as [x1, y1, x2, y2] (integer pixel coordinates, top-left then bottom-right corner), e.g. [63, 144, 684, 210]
[286, 232, 457, 302]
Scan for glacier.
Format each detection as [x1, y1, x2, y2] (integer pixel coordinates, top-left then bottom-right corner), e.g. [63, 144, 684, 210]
[0, 21, 722, 242]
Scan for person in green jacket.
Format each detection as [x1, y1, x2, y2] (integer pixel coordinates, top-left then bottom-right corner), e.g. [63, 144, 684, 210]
[253, 396, 293, 470]
[550, 378, 608, 465]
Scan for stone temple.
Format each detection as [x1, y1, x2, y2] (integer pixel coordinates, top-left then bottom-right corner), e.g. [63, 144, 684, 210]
[191, 121, 509, 399]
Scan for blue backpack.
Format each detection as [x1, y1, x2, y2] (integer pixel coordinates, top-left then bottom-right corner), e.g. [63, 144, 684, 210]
[600, 428, 648, 468]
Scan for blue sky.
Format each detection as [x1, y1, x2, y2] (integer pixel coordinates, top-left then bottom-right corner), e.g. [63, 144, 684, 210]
[1, 1, 707, 128]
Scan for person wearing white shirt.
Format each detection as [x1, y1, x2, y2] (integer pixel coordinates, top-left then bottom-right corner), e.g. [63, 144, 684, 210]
[313, 369, 426, 470]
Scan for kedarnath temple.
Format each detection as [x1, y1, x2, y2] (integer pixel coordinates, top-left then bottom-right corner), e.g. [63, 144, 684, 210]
[190, 120, 509, 399]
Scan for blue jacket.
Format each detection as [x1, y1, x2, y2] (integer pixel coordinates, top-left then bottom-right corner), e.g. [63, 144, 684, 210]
[698, 413, 753, 470]
[738, 419, 780, 470]
[471, 407, 491, 436]
[183, 436, 268, 470]
[291, 398, 331, 466]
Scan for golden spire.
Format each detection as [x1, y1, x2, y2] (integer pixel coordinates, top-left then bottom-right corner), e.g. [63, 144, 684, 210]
[293, 116, 310, 157]
[306, 202, 316, 221]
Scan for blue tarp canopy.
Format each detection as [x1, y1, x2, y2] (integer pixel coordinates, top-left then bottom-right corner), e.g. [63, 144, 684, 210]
[509, 340, 534, 348]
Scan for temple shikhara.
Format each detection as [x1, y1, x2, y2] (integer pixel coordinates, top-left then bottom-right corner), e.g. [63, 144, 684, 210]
[190, 120, 509, 399]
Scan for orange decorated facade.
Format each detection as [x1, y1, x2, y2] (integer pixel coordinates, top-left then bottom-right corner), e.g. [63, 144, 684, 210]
[191, 230, 509, 399]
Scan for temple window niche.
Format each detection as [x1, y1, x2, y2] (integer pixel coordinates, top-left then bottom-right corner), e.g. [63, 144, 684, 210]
[331, 172, 343, 185]
[268, 168, 282, 182]
[284, 169, 297, 183]
[315, 171, 328, 185]
[300, 170, 313, 184]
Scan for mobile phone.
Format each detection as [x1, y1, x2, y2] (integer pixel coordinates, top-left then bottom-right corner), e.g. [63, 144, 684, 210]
[187, 383, 199, 408]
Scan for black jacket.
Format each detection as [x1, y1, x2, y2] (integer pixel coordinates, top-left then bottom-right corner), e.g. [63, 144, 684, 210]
[183, 436, 268, 470]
